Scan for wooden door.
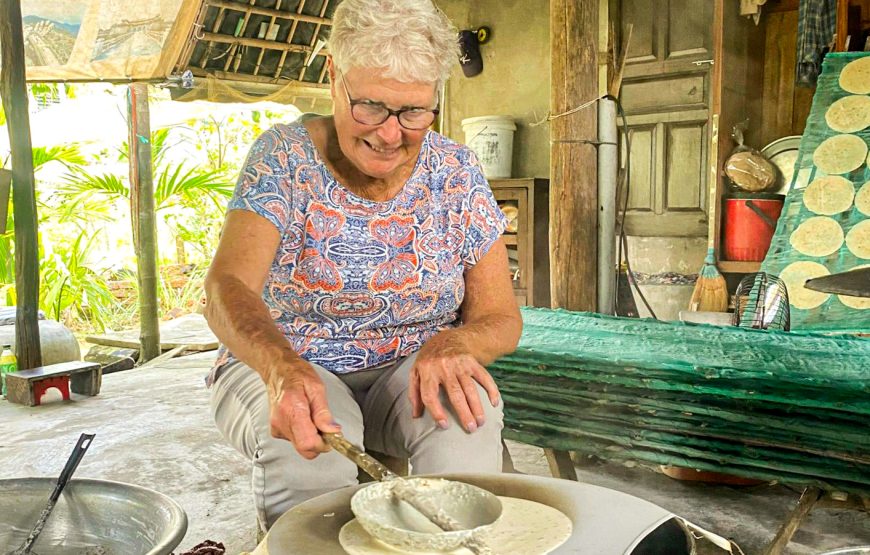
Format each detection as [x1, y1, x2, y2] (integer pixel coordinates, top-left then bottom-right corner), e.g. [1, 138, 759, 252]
[618, 0, 713, 236]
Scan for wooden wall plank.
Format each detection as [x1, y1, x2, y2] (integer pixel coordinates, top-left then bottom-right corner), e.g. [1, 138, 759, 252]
[760, 7, 812, 148]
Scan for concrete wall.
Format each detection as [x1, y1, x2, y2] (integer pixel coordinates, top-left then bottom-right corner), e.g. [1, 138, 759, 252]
[436, 0, 550, 179]
[436, 0, 706, 319]
[625, 237, 708, 321]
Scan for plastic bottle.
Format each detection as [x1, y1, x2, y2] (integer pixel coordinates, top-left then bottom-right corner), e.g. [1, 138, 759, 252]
[0, 344, 17, 397]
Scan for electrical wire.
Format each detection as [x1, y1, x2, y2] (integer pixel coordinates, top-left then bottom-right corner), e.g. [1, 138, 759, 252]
[612, 95, 658, 320]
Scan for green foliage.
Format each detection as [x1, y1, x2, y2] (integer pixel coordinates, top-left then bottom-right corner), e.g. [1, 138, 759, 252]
[31, 144, 87, 170]
[0, 95, 290, 335]
[158, 265, 206, 315]
[59, 129, 233, 212]
[0, 83, 76, 129]
[39, 231, 115, 330]
[154, 164, 233, 210]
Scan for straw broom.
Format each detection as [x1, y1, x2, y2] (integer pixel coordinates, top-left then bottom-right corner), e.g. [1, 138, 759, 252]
[689, 114, 729, 312]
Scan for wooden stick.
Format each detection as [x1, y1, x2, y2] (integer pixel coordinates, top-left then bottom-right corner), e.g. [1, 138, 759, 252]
[608, 24, 632, 98]
[202, 31, 321, 54]
[187, 66, 330, 91]
[273, 0, 307, 79]
[206, 0, 332, 26]
[294, 0, 331, 82]
[253, 0, 283, 76]
[127, 84, 161, 363]
[200, 4, 229, 69]
[762, 487, 822, 555]
[137, 345, 190, 369]
[544, 448, 578, 481]
[224, 0, 256, 73]
[0, 0, 42, 370]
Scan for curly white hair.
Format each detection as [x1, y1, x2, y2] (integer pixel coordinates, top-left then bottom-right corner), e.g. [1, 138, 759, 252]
[328, 0, 459, 87]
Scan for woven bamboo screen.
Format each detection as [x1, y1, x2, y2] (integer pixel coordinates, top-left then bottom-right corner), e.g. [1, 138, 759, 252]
[174, 0, 336, 106]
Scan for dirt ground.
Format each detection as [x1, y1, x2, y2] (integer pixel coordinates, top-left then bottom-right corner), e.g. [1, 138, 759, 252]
[1, 352, 867, 554]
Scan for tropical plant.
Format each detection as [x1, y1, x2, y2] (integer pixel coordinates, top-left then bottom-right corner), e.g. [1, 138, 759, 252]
[0, 143, 121, 331]
[39, 231, 116, 330]
[0, 83, 75, 127]
[57, 129, 233, 212]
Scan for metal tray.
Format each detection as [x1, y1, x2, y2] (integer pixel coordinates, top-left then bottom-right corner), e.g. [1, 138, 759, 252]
[760, 135, 809, 194]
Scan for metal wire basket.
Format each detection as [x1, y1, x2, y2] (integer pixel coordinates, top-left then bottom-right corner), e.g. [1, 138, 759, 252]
[732, 272, 791, 331]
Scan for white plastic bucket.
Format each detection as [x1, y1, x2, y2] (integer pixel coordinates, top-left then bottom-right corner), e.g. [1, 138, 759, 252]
[461, 115, 516, 178]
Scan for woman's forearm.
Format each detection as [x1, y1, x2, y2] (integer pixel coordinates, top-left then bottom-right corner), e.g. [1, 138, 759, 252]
[204, 273, 307, 382]
[429, 312, 522, 365]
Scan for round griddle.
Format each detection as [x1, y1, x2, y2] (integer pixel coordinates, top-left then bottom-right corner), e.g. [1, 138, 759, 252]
[263, 473, 676, 555]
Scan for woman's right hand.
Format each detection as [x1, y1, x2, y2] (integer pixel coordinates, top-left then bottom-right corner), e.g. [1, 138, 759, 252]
[266, 361, 341, 459]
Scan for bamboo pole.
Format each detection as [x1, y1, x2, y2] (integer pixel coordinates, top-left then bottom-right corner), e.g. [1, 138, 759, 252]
[273, 0, 307, 79]
[294, 0, 331, 82]
[201, 32, 325, 55]
[252, 0, 283, 76]
[127, 83, 161, 362]
[0, 0, 42, 370]
[549, 0, 598, 311]
[224, 0, 256, 73]
[187, 66, 330, 92]
[205, 0, 332, 26]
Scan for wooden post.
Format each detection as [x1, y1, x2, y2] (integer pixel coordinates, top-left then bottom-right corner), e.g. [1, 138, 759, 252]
[0, 0, 42, 370]
[127, 83, 161, 362]
[550, 0, 599, 312]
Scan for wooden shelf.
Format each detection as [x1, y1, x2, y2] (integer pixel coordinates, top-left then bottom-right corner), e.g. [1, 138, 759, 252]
[718, 260, 761, 274]
[491, 178, 550, 307]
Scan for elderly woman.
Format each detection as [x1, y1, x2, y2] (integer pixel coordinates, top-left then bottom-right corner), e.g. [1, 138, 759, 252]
[204, 0, 521, 532]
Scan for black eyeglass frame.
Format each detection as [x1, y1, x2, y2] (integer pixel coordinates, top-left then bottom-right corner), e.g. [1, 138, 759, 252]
[338, 72, 440, 130]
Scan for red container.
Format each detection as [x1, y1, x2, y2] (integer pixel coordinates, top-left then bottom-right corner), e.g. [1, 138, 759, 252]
[723, 192, 785, 262]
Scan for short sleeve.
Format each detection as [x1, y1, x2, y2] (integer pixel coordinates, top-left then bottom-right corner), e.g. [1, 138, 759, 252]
[227, 127, 293, 232]
[460, 151, 508, 268]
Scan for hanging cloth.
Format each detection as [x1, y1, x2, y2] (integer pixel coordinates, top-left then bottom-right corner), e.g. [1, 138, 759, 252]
[796, 0, 838, 86]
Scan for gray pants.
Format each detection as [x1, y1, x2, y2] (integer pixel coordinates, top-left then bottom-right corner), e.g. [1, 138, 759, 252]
[209, 353, 504, 531]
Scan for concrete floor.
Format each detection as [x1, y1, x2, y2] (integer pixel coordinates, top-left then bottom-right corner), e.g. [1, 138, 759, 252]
[1, 352, 868, 554]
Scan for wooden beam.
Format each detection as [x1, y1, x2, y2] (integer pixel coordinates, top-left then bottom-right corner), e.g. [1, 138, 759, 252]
[836, 0, 849, 52]
[544, 448, 579, 481]
[296, 0, 332, 82]
[253, 0, 284, 76]
[224, 0, 256, 73]
[274, 0, 308, 79]
[762, 487, 822, 555]
[127, 84, 161, 362]
[0, 0, 42, 370]
[550, 0, 598, 311]
[205, 0, 333, 26]
[201, 31, 324, 54]
[187, 66, 330, 94]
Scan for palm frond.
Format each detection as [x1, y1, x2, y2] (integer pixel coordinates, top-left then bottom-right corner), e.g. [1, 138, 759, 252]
[32, 144, 87, 171]
[59, 168, 129, 200]
[154, 164, 233, 210]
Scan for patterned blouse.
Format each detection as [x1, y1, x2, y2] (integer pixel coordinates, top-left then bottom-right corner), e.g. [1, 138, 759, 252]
[210, 122, 506, 380]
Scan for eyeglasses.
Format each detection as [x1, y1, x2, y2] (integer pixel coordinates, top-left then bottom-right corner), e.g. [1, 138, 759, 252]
[339, 72, 439, 130]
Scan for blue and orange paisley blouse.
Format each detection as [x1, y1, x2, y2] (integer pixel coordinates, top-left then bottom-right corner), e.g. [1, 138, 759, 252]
[211, 122, 506, 378]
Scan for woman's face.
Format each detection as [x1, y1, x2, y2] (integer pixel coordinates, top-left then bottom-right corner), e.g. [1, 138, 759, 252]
[329, 61, 437, 180]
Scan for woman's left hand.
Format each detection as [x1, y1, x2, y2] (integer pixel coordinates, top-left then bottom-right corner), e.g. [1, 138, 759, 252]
[409, 332, 501, 433]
